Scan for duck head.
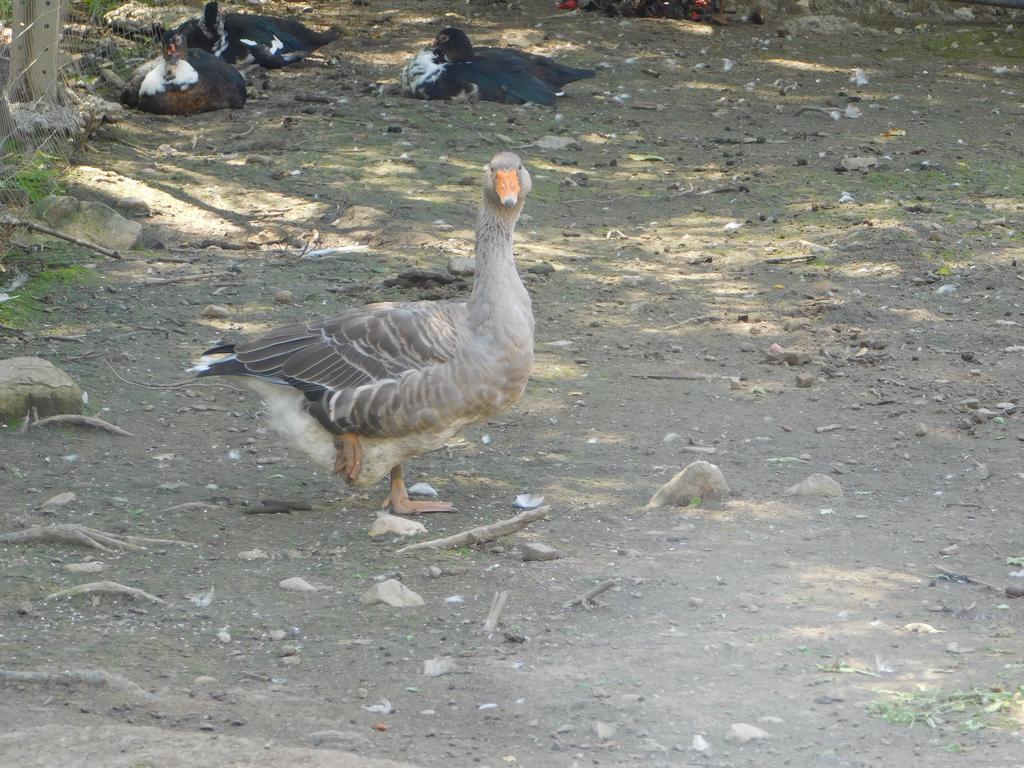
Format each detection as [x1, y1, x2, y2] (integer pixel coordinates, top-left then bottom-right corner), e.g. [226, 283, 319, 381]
[484, 152, 531, 211]
[162, 31, 187, 64]
[434, 27, 475, 63]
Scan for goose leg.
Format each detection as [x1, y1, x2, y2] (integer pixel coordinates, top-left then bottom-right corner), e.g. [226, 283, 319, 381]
[383, 465, 457, 515]
[333, 433, 363, 483]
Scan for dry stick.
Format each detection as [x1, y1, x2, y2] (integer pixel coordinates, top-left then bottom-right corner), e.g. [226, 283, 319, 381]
[31, 414, 133, 436]
[396, 506, 550, 554]
[44, 580, 166, 604]
[0, 668, 156, 701]
[0, 524, 195, 552]
[483, 590, 509, 633]
[1, 215, 122, 259]
[764, 254, 817, 264]
[564, 579, 619, 609]
[138, 270, 232, 286]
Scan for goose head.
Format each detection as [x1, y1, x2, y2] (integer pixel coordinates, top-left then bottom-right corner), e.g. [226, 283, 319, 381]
[162, 31, 187, 64]
[434, 27, 475, 63]
[483, 152, 531, 212]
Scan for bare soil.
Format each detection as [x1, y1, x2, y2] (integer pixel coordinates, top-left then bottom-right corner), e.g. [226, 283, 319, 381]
[2, 2, 1024, 766]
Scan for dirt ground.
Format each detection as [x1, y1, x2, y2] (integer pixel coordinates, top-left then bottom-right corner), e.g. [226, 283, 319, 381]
[2, 1, 1024, 765]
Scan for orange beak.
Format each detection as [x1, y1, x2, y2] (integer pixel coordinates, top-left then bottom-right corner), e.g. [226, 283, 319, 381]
[494, 169, 520, 208]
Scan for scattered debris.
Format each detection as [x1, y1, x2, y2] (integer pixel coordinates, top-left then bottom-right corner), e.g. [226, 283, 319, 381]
[396, 506, 549, 554]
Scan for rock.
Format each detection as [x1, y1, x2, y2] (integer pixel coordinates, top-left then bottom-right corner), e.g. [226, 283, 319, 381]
[840, 156, 877, 172]
[692, 734, 711, 753]
[527, 261, 555, 276]
[422, 656, 456, 677]
[359, 579, 424, 607]
[237, 548, 268, 560]
[279, 576, 321, 592]
[368, 514, 427, 537]
[728, 723, 770, 743]
[939, 544, 959, 556]
[25, 195, 142, 250]
[268, 629, 287, 641]
[0, 357, 84, 423]
[201, 304, 231, 319]
[447, 256, 476, 276]
[41, 491, 76, 508]
[592, 721, 616, 740]
[521, 542, 563, 562]
[273, 290, 294, 304]
[64, 561, 104, 573]
[115, 196, 151, 216]
[246, 154, 275, 167]
[795, 373, 815, 388]
[645, 460, 729, 509]
[914, 422, 929, 437]
[307, 730, 371, 749]
[784, 473, 842, 498]
[216, 629, 232, 643]
[193, 675, 218, 686]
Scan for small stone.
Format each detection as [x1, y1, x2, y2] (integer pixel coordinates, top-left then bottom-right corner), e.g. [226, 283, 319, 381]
[689, 596, 704, 608]
[279, 576, 321, 592]
[593, 721, 616, 740]
[368, 514, 427, 537]
[193, 675, 218, 686]
[728, 722, 770, 743]
[521, 543, 564, 562]
[913, 422, 928, 437]
[446, 256, 475, 276]
[692, 734, 711, 753]
[527, 261, 555, 276]
[268, 629, 287, 641]
[939, 544, 959, 556]
[281, 655, 302, 665]
[63, 561, 104, 573]
[422, 656, 456, 677]
[645, 460, 729, 509]
[273, 289, 294, 304]
[359, 579, 424, 607]
[237, 548, 268, 560]
[41, 491, 76, 508]
[784, 473, 842, 498]
[201, 304, 230, 319]
[1006, 585, 1024, 599]
[795, 372, 814, 388]
[217, 629, 232, 643]
[428, 565, 443, 578]
[729, 377, 743, 390]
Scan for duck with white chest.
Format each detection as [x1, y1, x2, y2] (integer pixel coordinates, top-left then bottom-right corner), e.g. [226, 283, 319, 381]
[121, 31, 246, 115]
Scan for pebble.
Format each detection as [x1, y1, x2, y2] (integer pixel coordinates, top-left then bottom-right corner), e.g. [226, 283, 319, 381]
[428, 565, 443, 578]
[422, 656, 456, 677]
[281, 655, 302, 665]
[237, 548, 268, 560]
[645, 460, 729, 509]
[521, 542, 564, 562]
[939, 544, 959, 556]
[408, 482, 438, 497]
[217, 629, 232, 643]
[63, 561, 104, 573]
[447, 256, 476, 276]
[273, 289, 293, 304]
[368, 514, 427, 537]
[784, 473, 842, 498]
[360, 579, 424, 607]
[729, 377, 743, 390]
[1006, 585, 1024, 599]
[689, 596, 704, 608]
[41, 491, 76, 508]
[513, 493, 545, 510]
[193, 675, 218, 686]
[795, 372, 815, 388]
[268, 629, 287, 641]
[728, 722, 771, 743]
[913, 422, 929, 437]
[279, 576, 321, 592]
[692, 734, 711, 753]
[593, 721, 616, 740]
[201, 304, 231, 319]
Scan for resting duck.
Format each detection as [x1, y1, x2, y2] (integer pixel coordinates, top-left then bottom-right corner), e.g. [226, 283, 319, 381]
[401, 27, 592, 106]
[192, 153, 535, 516]
[177, 1, 339, 69]
[121, 31, 246, 115]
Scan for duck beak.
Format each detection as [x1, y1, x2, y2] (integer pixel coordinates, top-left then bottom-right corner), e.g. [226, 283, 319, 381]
[494, 169, 520, 208]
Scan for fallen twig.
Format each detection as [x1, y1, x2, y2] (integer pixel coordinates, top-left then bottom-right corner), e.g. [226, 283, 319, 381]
[44, 580, 166, 604]
[564, 579, 619, 609]
[764, 254, 817, 264]
[0, 668, 156, 700]
[138, 270, 232, 286]
[483, 590, 509, 633]
[31, 414, 133, 436]
[629, 373, 708, 381]
[396, 506, 549, 554]
[0, 523, 194, 552]
[1, 215, 122, 259]
[104, 360, 234, 391]
[932, 565, 999, 592]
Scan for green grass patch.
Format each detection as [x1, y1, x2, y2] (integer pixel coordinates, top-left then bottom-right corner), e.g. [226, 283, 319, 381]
[922, 29, 1024, 62]
[0, 259, 97, 328]
[866, 686, 1023, 732]
[0, 152, 66, 204]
